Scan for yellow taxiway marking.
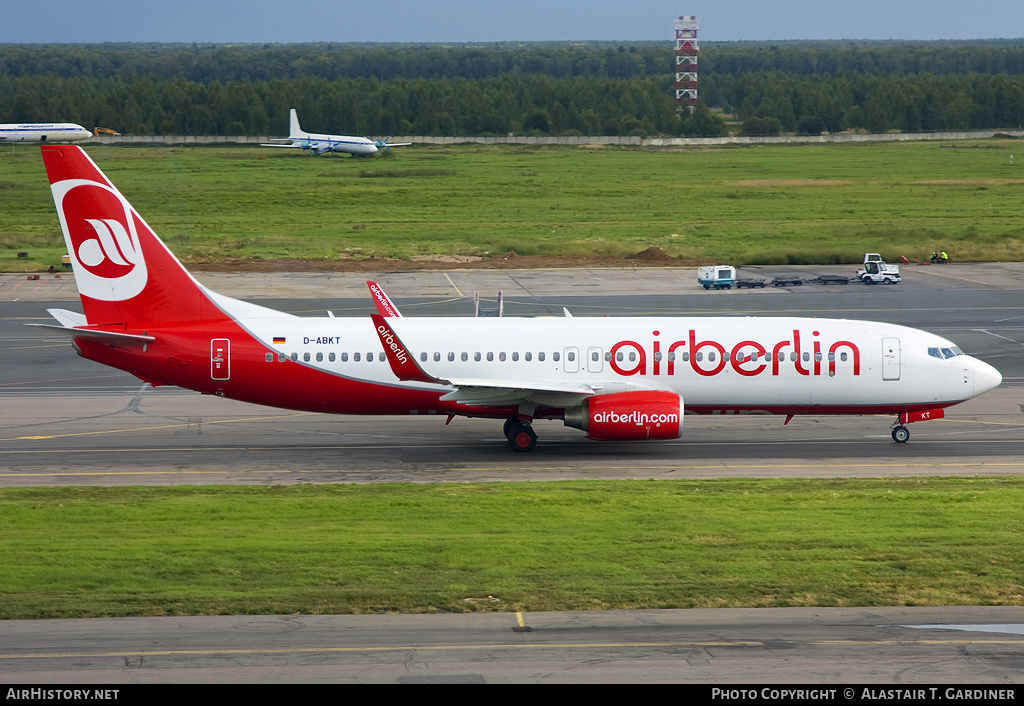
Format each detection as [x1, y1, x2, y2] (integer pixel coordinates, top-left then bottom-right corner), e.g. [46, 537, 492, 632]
[443, 272, 464, 297]
[3, 413, 317, 442]
[2, 461, 1024, 478]
[1, 638, 1021, 661]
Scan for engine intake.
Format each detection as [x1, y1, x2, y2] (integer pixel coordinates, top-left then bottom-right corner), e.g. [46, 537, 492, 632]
[564, 391, 684, 441]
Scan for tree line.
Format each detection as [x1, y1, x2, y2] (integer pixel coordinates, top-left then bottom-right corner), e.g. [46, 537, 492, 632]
[0, 41, 1022, 137]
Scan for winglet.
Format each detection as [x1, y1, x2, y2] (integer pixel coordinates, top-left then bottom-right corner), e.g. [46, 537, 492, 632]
[371, 314, 442, 385]
[367, 281, 402, 317]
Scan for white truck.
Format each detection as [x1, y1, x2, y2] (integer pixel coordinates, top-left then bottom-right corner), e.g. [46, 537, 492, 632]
[697, 265, 736, 290]
[856, 253, 901, 285]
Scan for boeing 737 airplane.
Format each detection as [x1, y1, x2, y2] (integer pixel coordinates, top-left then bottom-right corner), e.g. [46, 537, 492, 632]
[34, 145, 1001, 451]
[0, 122, 92, 144]
[261, 109, 411, 156]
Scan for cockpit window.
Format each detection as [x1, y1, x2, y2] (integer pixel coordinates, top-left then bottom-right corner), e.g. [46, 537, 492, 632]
[929, 346, 966, 359]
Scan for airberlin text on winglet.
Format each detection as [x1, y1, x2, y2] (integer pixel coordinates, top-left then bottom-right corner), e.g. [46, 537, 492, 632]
[376, 324, 409, 364]
[609, 329, 860, 378]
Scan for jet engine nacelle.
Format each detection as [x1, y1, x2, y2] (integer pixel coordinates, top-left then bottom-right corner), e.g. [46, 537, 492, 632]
[564, 391, 684, 441]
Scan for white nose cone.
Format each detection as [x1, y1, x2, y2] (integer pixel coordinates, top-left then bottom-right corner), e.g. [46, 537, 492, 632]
[973, 358, 1002, 397]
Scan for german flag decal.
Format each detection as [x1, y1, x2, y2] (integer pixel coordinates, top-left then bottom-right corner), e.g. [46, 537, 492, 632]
[273, 337, 286, 345]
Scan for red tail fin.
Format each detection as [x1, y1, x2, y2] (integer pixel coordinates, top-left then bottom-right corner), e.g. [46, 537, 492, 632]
[41, 146, 221, 326]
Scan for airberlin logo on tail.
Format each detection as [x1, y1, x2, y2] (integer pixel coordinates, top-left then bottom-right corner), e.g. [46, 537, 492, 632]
[51, 179, 148, 302]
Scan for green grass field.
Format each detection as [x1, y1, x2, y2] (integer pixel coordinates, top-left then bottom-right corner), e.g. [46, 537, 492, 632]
[1, 140, 1022, 271]
[1, 479, 1021, 619]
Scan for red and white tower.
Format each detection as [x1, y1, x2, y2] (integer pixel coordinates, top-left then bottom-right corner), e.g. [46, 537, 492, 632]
[674, 15, 699, 114]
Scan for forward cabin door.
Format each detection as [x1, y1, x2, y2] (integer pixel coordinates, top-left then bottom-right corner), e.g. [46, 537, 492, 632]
[882, 337, 900, 381]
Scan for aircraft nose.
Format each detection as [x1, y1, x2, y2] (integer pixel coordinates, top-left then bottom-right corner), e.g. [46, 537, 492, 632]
[973, 358, 1002, 396]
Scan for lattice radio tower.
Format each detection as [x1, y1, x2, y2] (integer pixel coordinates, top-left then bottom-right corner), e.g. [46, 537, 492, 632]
[674, 16, 699, 114]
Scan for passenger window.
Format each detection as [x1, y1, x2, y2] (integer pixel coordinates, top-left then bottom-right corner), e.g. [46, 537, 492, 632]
[790, 352, 797, 362]
[487, 352, 494, 362]
[303, 352, 310, 362]
[461, 352, 468, 362]
[568, 351, 576, 362]
[553, 352, 560, 362]
[291, 352, 298, 362]
[434, 352, 441, 362]
[814, 352, 822, 362]
[378, 352, 385, 362]
[841, 352, 848, 362]
[474, 352, 481, 362]
[316, 352, 323, 362]
[803, 352, 810, 362]
[448, 352, 455, 362]
[421, 352, 428, 362]
[616, 352, 624, 362]
[708, 352, 716, 362]
[278, 353, 286, 362]
[593, 351, 601, 362]
[354, 353, 361, 362]
[696, 352, 703, 362]
[341, 352, 349, 362]
[525, 352, 532, 361]
[329, 352, 336, 362]
[512, 352, 519, 361]
[500, 352, 507, 361]
[265, 353, 274, 362]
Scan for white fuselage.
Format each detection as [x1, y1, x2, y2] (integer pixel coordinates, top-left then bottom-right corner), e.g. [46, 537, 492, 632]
[233, 307, 1000, 416]
[291, 131, 377, 155]
[0, 123, 92, 143]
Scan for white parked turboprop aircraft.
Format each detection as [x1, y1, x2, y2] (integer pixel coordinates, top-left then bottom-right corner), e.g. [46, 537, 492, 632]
[261, 109, 410, 156]
[0, 122, 92, 144]
[35, 145, 1001, 451]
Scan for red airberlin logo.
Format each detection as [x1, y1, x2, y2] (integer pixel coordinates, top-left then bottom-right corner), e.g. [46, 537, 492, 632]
[607, 329, 861, 378]
[62, 183, 140, 279]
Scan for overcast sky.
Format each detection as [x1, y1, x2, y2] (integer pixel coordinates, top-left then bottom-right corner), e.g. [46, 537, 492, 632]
[2, 0, 1021, 44]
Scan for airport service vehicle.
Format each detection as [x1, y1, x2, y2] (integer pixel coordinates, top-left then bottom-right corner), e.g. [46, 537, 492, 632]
[0, 122, 91, 144]
[261, 109, 411, 156]
[33, 146, 1001, 451]
[697, 265, 736, 290]
[857, 253, 901, 285]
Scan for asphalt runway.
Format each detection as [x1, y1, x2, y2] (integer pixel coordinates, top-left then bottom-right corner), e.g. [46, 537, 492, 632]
[2, 607, 1023, 684]
[2, 264, 1023, 683]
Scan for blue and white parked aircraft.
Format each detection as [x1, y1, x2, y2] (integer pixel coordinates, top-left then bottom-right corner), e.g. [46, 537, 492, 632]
[0, 122, 92, 144]
[261, 109, 410, 156]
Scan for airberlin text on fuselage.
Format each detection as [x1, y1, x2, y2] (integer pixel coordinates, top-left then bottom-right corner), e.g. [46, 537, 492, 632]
[610, 329, 861, 378]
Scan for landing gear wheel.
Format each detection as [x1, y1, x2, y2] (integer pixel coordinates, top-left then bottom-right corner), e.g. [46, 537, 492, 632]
[503, 417, 517, 440]
[892, 425, 910, 443]
[508, 422, 537, 452]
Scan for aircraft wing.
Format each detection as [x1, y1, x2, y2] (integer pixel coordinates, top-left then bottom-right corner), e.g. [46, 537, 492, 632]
[370, 314, 658, 408]
[260, 143, 301, 148]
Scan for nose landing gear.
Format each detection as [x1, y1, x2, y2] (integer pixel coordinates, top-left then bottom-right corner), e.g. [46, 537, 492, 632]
[891, 421, 910, 443]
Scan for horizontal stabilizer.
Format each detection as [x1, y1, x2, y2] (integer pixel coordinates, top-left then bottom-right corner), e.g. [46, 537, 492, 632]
[27, 323, 155, 345]
[27, 308, 155, 345]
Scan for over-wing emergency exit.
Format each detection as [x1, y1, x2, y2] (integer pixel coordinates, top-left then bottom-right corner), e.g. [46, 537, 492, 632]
[34, 146, 1001, 451]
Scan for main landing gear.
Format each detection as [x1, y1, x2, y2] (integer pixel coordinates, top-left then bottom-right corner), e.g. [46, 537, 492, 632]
[504, 417, 537, 452]
[891, 421, 910, 443]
